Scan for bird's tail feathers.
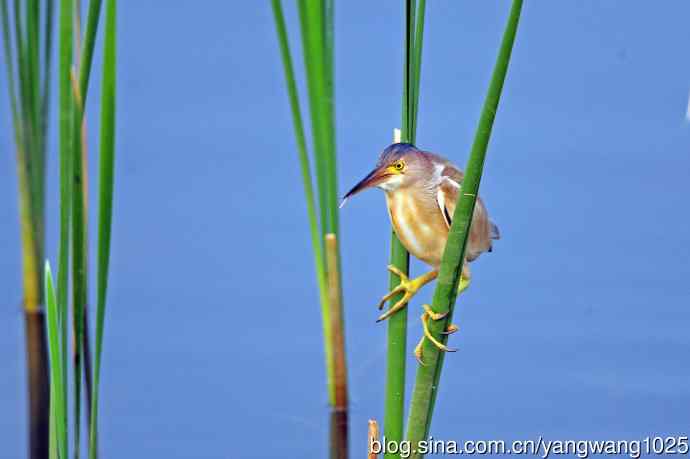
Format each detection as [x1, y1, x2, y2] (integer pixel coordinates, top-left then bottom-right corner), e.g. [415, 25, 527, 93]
[490, 221, 500, 240]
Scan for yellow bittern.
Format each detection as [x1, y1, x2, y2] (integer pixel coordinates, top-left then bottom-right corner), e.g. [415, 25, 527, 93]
[342, 143, 499, 362]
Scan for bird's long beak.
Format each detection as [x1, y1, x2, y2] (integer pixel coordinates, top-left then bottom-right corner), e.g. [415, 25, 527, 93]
[340, 166, 390, 208]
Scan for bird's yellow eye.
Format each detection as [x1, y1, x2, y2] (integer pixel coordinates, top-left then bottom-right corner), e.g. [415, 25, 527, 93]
[393, 160, 405, 171]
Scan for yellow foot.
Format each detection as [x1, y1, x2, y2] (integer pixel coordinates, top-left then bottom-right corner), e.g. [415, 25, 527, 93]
[375, 266, 438, 323]
[413, 304, 458, 365]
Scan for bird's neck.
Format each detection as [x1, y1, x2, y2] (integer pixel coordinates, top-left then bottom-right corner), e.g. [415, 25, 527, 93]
[384, 184, 434, 205]
[384, 186, 436, 219]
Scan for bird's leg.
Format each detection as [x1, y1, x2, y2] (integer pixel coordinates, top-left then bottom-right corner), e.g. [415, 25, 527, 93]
[413, 304, 458, 365]
[376, 265, 438, 322]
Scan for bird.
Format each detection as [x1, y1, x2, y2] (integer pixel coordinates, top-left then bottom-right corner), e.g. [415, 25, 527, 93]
[341, 143, 499, 363]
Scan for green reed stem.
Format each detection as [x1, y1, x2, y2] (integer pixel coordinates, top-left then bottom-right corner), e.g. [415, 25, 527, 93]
[296, 1, 328, 238]
[270, 0, 334, 403]
[41, 0, 53, 131]
[405, 2, 523, 455]
[26, 0, 45, 244]
[384, 2, 425, 457]
[1, 1, 18, 121]
[89, 0, 116, 456]
[271, 0, 346, 411]
[3, 2, 54, 457]
[57, 0, 74, 455]
[77, 0, 101, 102]
[297, 0, 339, 236]
[2, 0, 49, 310]
[71, 71, 86, 459]
[70, 0, 104, 453]
[410, 0, 425, 137]
[45, 263, 66, 459]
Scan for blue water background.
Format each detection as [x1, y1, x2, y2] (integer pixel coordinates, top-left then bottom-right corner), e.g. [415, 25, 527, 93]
[1, 1, 689, 457]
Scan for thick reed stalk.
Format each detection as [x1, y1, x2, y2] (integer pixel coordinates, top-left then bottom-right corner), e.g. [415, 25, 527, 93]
[25, 310, 50, 459]
[325, 234, 348, 410]
[1, 1, 53, 456]
[329, 410, 348, 459]
[383, 195, 408, 458]
[384, 2, 426, 457]
[405, 2, 523, 455]
[326, 234, 348, 459]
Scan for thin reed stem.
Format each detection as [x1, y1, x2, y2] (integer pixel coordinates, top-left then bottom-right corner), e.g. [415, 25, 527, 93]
[271, 0, 347, 411]
[45, 263, 67, 459]
[70, 66, 86, 459]
[89, 0, 117, 456]
[270, 0, 333, 403]
[384, 2, 426, 456]
[70, 0, 105, 449]
[57, 0, 74, 455]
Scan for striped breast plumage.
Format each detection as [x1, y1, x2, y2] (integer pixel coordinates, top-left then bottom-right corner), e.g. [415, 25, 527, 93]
[383, 168, 499, 268]
[384, 187, 449, 268]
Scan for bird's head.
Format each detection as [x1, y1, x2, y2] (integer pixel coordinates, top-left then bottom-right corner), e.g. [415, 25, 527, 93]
[341, 143, 427, 206]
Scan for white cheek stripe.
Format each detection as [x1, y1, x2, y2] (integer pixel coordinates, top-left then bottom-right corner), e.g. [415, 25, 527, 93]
[379, 174, 404, 191]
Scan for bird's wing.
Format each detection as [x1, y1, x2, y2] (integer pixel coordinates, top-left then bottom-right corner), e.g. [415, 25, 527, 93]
[436, 176, 460, 229]
[435, 164, 497, 260]
[435, 165, 463, 229]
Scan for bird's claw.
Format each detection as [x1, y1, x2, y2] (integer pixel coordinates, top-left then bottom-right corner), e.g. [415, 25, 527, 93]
[375, 266, 414, 321]
[376, 265, 411, 307]
[376, 265, 437, 322]
[414, 304, 458, 365]
[442, 324, 459, 335]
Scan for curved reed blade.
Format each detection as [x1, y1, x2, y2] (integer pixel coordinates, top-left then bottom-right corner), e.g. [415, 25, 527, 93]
[57, 0, 74, 456]
[270, 0, 332, 402]
[89, 0, 116, 456]
[271, 0, 347, 412]
[405, 1, 523, 454]
[44, 263, 67, 459]
[77, 0, 102, 101]
[70, 66, 87, 459]
[71, 0, 106, 451]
